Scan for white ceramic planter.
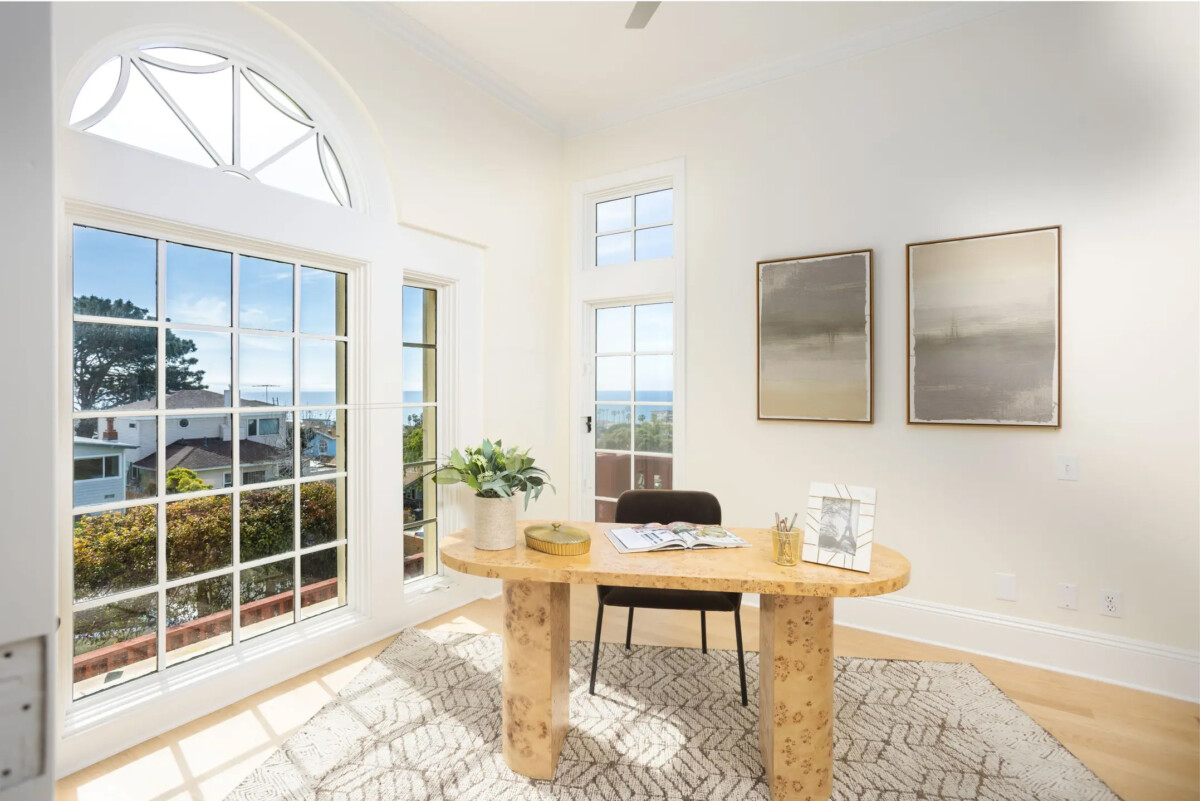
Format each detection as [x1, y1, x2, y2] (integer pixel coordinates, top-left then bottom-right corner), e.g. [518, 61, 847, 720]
[474, 495, 518, 550]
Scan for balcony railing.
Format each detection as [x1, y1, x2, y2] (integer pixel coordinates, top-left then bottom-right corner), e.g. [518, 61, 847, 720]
[73, 578, 340, 682]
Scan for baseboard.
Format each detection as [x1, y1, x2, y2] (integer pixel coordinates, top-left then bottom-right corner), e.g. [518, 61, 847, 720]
[798, 594, 1200, 702]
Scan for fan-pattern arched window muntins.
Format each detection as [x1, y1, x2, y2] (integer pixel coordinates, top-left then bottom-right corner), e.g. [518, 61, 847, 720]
[70, 46, 352, 208]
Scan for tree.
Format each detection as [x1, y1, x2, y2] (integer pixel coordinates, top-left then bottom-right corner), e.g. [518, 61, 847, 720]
[73, 296, 209, 414]
[165, 467, 210, 494]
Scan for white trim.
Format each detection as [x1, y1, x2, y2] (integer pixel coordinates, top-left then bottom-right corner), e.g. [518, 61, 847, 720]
[741, 593, 1199, 701]
[57, 578, 488, 776]
[569, 159, 686, 521]
[58, 202, 372, 768]
[354, 4, 1005, 138]
[350, 4, 562, 136]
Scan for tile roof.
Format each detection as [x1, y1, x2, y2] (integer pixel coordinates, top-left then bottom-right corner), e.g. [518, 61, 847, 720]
[132, 438, 288, 473]
[108, 389, 280, 412]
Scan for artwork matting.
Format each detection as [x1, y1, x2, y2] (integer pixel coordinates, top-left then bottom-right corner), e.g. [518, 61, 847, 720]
[757, 249, 873, 423]
[803, 482, 875, 573]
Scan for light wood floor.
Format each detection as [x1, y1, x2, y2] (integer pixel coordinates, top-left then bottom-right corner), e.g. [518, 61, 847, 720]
[58, 591, 1199, 801]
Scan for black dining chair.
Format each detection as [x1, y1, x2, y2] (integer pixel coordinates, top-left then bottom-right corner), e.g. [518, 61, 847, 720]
[589, 489, 747, 705]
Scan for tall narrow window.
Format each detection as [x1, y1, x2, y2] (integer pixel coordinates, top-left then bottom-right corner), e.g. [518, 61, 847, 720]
[592, 302, 674, 521]
[70, 224, 350, 699]
[402, 286, 439, 581]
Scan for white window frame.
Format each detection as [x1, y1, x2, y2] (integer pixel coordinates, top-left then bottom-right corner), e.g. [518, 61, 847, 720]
[58, 201, 369, 735]
[68, 44, 355, 208]
[570, 158, 687, 521]
[401, 273, 455, 589]
[247, 416, 280, 436]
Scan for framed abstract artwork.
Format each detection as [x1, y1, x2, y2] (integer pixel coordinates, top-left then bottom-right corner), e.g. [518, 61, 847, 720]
[907, 226, 1061, 427]
[802, 482, 875, 573]
[757, 249, 873, 423]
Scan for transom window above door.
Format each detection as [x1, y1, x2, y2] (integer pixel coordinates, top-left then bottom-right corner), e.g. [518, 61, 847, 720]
[594, 188, 674, 266]
[69, 46, 352, 207]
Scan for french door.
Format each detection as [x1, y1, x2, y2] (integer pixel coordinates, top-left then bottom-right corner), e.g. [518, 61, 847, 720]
[586, 301, 675, 521]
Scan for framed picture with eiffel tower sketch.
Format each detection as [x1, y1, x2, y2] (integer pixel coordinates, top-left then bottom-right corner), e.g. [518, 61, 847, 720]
[803, 483, 875, 572]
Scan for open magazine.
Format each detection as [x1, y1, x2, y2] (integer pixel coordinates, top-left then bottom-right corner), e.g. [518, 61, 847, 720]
[605, 522, 750, 553]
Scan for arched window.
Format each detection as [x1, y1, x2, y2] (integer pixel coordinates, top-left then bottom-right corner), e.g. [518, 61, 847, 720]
[70, 46, 352, 207]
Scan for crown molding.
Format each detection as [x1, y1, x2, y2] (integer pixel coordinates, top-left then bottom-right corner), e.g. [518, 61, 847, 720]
[563, 2, 1009, 137]
[352, 2, 564, 136]
[358, 2, 1009, 140]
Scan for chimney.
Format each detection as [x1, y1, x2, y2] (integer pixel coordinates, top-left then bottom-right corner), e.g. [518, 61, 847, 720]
[102, 417, 119, 441]
[220, 423, 231, 442]
[223, 388, 233, 406]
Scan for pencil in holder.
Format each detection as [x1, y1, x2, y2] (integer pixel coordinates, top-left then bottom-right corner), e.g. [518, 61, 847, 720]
[771, 527, 801, 566]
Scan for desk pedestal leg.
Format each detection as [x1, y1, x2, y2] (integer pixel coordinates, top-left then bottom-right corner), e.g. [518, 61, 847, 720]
[759, 594, 834, 801]
[502, 579, 570, 780]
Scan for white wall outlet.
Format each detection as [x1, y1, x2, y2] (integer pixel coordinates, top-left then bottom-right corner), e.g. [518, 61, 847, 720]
[995, 572, 1017, 601]
[1055, 454, 1079, 481]
[1056, 582, 1079, 610]
[1100, 589, 1123, 618]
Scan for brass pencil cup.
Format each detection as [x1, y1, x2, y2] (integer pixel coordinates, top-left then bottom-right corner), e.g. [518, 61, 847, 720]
[771, 528, 801, 566]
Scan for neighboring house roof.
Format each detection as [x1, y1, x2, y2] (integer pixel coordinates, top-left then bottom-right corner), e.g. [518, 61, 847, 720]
[108, 389, 279, 411]
[132, 438, 287, 473]
[73, 437, 138, 449]
[309, 431, 336, 441]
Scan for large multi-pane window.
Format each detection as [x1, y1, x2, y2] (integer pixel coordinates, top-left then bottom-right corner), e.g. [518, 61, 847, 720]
[69, 224, 350, 699]
[402, 286, 439, 582]
[592, 302, 674, 521]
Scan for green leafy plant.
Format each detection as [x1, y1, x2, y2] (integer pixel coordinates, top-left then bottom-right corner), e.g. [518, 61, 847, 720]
[430, 439, 553, 510]
[165, 467, 210, 494]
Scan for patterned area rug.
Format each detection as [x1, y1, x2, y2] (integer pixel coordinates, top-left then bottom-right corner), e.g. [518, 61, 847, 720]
[227, 629, 1120, 800]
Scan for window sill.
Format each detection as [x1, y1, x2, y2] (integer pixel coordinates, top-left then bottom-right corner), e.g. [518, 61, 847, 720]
[62, 604, 367, 739]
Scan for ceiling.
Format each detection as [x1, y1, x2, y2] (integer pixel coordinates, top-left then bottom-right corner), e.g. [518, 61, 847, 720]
[364, 2, 1007, 137]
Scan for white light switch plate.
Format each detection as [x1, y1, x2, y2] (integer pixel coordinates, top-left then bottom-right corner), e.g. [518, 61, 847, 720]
[995, 573, 1017, 602]
[1056, 454, 1079, 481]
[1057, 582, 1079, 610]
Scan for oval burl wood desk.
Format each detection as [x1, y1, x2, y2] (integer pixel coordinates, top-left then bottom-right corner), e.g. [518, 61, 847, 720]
[442, 522, 911, 801]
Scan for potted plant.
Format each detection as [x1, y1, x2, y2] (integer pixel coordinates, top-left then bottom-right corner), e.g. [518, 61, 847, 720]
[430, 439, 553, 550]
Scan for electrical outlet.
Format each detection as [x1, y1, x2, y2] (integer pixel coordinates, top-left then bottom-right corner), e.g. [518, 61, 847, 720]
[1100, 589, 1123, 618]
[1055, 454, 1079, 481]
[995, 573, 1017, 602]
[1057, 582, 1079, 611]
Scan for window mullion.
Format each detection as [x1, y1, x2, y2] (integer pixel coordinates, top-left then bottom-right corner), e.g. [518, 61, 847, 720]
[232, 64, 242, 169]
[292, 262, 302, 620]
[155, 239, 168, 672]
[230, 252, 242, 645]
[133, 58, 226, 168]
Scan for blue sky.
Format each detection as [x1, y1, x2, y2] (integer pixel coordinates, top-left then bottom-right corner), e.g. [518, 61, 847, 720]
[74, 227, 157, 316]
[240, 256, 293, 331]
[167, 243, 231, 326]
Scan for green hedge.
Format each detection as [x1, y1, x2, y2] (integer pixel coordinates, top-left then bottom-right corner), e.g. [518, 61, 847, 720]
[73, 482, 340, 655]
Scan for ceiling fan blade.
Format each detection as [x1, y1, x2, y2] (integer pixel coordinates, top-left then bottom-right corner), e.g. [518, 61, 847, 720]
[625, 1, 661, 29]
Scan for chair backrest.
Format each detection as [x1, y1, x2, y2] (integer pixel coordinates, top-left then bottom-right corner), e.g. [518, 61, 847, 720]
[614, 490, 722, 526]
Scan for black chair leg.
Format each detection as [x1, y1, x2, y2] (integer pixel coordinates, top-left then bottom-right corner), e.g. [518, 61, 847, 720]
[734, 606, 747, 706]
[590, 602, 605, 695]
[701, 610, 708, 653]
[625, 608, 634, 650]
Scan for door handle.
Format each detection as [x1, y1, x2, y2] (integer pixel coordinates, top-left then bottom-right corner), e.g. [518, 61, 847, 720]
[585, 416, 593, 433]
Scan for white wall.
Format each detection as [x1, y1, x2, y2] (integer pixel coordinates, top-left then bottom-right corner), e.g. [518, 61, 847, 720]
[260, 4, 570, 518]
[565, 3, 1200, 652]
[0, 5, 57, 798]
